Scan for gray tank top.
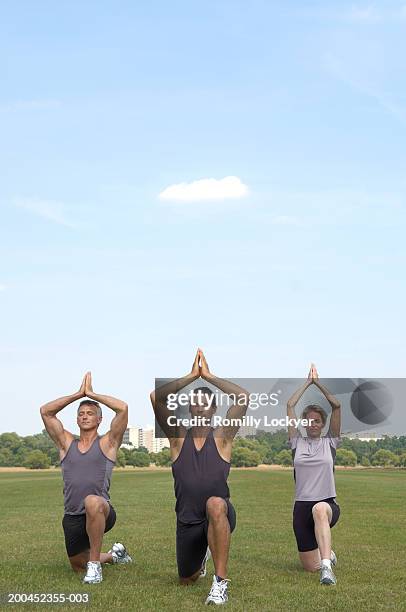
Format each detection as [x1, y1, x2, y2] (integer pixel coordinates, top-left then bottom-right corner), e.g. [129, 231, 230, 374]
[61, 436, 115, 515]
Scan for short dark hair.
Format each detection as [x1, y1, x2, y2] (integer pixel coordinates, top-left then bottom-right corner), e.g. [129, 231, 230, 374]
[191, 386, 217, 409]
[77, 400, 102, 418]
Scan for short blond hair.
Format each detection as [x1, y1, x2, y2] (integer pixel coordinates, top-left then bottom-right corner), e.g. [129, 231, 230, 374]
[302, 404, 327, 425]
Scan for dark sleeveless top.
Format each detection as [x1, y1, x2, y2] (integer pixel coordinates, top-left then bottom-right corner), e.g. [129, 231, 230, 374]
[172, 428, 231, 524]
[61, 436, 115, 515]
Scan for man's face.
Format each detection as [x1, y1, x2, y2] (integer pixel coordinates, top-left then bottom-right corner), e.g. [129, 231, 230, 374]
[189, 394, 216, 424]
[77, 405, 101, 431]
[305, 411, 324, 438]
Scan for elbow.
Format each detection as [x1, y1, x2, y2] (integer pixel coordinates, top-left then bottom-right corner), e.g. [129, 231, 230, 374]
[40, 405, 47, 417]
[150, 391, 155, 404]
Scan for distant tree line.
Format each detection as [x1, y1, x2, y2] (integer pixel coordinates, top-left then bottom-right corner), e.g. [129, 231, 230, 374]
[1, 430, 406, 469]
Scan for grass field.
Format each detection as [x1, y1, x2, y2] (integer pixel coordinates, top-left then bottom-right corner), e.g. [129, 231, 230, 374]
[0, 468, 405, 611]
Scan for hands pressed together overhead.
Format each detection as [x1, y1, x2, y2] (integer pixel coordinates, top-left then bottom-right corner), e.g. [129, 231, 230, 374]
[78, 371, 96, 399]
[191, 348, 211, 380]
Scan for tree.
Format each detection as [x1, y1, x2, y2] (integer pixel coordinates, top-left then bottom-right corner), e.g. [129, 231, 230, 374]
[0, 432, 23, 453]
[233, 438, 269, 462]
[137, 446, 150, 454]
[371, 449, 398, 467]
[231, 447, 261, 467]
[116, 449, 126, 467]
[336, 449, 357, 467]
[360, 456, 371, 467]
[398, 453, 406, 467]
[0, 448, 14, 467]
[256, 430, 289, 454]
[154, 448, 172, 467]
[274, 450, 292, 466]
[262, 449, 276, 465]
[23, 450, 51, 469]
[127, 450, 150, 467]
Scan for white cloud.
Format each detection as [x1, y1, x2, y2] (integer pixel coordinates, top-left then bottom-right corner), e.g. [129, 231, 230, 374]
[0, 284, 6, 292]
[14, 197, 75, 228]
[159, 176, 249, 202]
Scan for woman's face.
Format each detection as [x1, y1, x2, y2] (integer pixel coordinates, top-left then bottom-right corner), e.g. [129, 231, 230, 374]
[305, 410, 325, 438]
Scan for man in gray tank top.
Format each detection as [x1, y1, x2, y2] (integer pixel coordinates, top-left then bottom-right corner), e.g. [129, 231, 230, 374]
[40, 372, 132, 584]
[150, 349, 249, 606]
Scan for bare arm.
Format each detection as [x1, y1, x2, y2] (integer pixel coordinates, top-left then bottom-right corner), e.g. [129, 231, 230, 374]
[40, 374, 86, 452]
[150, 350, 201, 441]
[85, 373, 128, 448]
[312, 376, 341, 437]
[200, 351, 249, 441]
[286, 369, 313, 439]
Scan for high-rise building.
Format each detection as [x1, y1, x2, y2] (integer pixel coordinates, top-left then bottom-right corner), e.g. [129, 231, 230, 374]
[139, 427, 154, 452]
[153, 436, 170, 453]
[122, 426, 141, 448]
[121, 425, 169, 453]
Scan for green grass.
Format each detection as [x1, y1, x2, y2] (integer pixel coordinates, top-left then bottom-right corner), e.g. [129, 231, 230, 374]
[0, 469, 405, 611]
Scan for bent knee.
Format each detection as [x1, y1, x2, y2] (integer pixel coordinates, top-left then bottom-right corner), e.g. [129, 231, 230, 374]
[179, 572, 200, 585]
[84, 495, 106, 514]
[206, 496, 227, 520]
[301, 562, 320, 573]
[299, 550, 321, 573]
[312, 503, 330, 521]
[69, 559, 86, 573]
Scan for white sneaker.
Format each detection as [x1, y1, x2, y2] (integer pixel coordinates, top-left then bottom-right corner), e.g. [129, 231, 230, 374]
[108, 542, 133, 564]
[331, 550, 337, 567]
[320, 564, 337, 585]
[200, 547, 211, 578]
[205, 575, 229, 605]
[83, 561, 102, 584]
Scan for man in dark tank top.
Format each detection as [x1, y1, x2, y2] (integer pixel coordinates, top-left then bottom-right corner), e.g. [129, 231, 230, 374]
[150, 349, 249, 606]
[40, 372, 132, 584]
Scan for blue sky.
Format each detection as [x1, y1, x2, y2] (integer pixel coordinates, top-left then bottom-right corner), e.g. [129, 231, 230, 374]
[1, 1, 406, 435]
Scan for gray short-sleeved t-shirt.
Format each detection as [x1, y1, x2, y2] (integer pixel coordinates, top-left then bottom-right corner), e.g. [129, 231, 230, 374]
[289, 434, 341, 502]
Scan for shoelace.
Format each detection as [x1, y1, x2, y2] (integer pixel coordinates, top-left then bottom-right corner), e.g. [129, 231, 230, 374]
[87, 563, 101, 577]
[209, 579, 229, 600]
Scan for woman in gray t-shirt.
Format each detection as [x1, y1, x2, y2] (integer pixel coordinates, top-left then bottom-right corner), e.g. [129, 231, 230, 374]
[287, 364, 341, 586]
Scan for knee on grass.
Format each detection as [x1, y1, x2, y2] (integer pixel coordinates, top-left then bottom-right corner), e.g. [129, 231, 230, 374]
[69, 555, 88, 573]
[179, 571, 200, 585]
[301, 560, 320, 573]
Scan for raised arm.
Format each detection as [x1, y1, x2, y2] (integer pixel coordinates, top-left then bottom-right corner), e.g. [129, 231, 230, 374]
[311, 365, 341, 437]
[150, 350, 201, 441]
[286, 366, 313, 439]
[84, 372, 128, 449]
[40, 374, 86, 453]
[199, 351, 249, 441]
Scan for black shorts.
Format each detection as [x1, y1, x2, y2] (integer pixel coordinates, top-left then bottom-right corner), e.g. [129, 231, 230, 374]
[176, 499, 236, 579]
[62, 505, 116, 557]
[293, 498, 340, 553]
